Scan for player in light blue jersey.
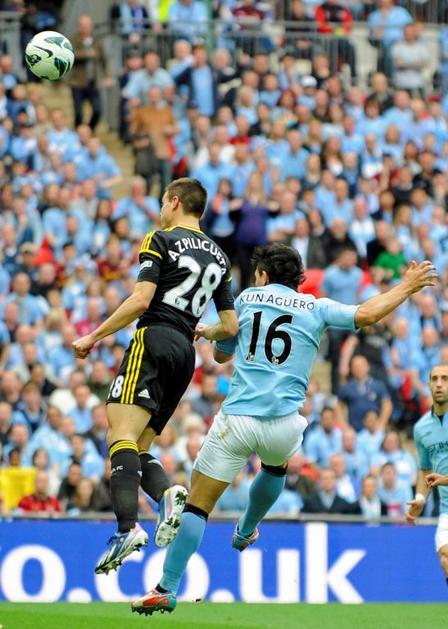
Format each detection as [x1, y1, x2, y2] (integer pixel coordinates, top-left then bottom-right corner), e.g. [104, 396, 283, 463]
[406, 364, 448, 587]
[132, 244, 437, 616]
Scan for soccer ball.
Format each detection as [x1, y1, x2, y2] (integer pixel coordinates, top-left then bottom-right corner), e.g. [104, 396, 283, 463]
[25, 31, 74, 81]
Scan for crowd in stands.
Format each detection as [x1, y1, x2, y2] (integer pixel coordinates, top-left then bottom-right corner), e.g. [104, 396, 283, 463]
[0, 1, 447, 520]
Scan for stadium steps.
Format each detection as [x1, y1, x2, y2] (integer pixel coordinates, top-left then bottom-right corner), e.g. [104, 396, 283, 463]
[36, 81, 134, 199]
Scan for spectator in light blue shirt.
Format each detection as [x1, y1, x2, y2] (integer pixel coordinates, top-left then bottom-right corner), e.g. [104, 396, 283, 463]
[67, 383, 97, 433]
[2, 273, 45, 326]
[62, 433, 105, 479]
[267, 190, 302, 242]
[320, 178, 353, 227]
[356, 97, 387, 139]
[216, 473, 250, 511]
[269, 488, 302, 514]
[304, 407, 343, 468]
[76, 138, 121, 199]
[368, 0, 412, 77]
[26, 405, 72, 469]
[322, 248, 363, 393]
[123, 51, 174, 103]
[47, 109, 79, 157]
[174, 43, 217, 117]
[341, 115, 364, 156]
[10, 124, 38, 164]
[192, 143, 231, 201]
[314, 170, 336, 214]
[321, 248, 362, 305]
[168, 0, 208, 40]
[113, 176, 160, 237]
[357, 411, 385, 468]
[0, 265, 11, 298]
[377, 462, 412, 518]
[48, 324, 78, 386]
[278, 129, 309, 181]
[384, 90, 413, 133]
[228, 143, 255, 198]
[371, 430, 417, 488]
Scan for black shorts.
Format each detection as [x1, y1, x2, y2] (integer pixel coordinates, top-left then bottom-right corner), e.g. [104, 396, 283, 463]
[106, 324, 195, 435]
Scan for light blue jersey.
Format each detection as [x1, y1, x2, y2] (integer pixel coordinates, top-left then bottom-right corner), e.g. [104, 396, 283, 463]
[217, 284, 358, 417]
[414, 410, 448, 514]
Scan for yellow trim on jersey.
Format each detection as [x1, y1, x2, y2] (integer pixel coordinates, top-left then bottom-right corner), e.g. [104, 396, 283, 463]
[128, 328, 146, 403]
[163, 224, 203, 234]
[120, 328, 142, 404]
[109, 440, 138, 458]
[140, 231, 155, 254]
[140, 248, 162, 259]
[124, 327, 146, 404]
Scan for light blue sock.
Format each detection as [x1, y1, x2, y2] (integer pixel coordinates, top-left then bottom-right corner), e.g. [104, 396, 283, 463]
[238, 468, 285, 537]
[159, 510, 207, 594]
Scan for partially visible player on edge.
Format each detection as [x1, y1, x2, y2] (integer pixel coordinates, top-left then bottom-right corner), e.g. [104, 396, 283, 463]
[72, 178, 238, 575]
[131, 243, 438, 616]
[406, 364, 448, 587]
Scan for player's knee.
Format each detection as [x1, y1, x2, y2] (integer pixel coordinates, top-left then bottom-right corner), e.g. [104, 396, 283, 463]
[261, 462, 287, 477]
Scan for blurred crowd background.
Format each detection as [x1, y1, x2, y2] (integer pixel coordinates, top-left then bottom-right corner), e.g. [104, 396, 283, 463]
[0, 0, 447, 522]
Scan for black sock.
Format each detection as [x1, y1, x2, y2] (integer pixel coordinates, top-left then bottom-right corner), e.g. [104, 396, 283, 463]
[184, 503, 209, 521]
[139, 452, 170, 503]
[110, 440, 141, 533]
[155, 584, 168, 594]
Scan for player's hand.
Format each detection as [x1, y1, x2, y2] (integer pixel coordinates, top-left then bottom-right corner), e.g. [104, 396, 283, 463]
[426, 472, 448, 488]
[402, 260, 438, 294]
[194, 323, 213, 342]
[72, 334, 96, 359]
[405, 499, 425, 524]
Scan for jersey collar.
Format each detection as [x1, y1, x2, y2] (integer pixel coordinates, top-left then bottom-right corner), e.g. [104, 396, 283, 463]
[164, 224, 203, 234]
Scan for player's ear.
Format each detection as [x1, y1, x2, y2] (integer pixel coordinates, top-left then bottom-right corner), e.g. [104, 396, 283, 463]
[171, 195, 181, 210]
[261, 270, 269, 286]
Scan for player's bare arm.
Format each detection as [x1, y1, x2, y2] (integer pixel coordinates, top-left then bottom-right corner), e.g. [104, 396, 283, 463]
[194, 309, 239, 342]
[355, 261, 438, 328]
[405, 469, 432, 523]
[426, 473, 448, 488]
[72, 281, 156, 358]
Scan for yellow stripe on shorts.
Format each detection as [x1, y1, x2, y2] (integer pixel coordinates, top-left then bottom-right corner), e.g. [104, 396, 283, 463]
[120, 328, 142, 404]
[128, 327, 147, 404]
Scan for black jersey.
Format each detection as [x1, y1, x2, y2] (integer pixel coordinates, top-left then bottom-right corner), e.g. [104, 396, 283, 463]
[136, 225, 234, 340]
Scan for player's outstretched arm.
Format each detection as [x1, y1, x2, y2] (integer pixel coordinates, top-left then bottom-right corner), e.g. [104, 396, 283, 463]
[194, 310, 239, 343]
[426, 472, 448, 488]
[72, 281, 156, 358]
[355, 261, 438, 328]
[405, 469, 432, 523]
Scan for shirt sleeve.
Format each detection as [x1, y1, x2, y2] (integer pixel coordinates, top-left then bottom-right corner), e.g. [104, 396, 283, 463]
[318, 298, 359, 330]
[212, 258, 235, 313]
[413, 424, 432, 470]
[136, 231, 166, 284]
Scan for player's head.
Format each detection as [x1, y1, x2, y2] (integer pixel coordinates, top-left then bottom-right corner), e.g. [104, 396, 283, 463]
[252, 243, 305, 289]
[161, 178, 207, 228]
[429, 364, 448, 406]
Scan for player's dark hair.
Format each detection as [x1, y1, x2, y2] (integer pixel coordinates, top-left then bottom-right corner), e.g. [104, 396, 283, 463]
[252, 243, 305, 289]
[165, 177, 207, 218]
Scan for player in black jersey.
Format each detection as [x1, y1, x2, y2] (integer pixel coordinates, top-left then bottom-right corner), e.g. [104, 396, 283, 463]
[72, 178, 238, 574]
